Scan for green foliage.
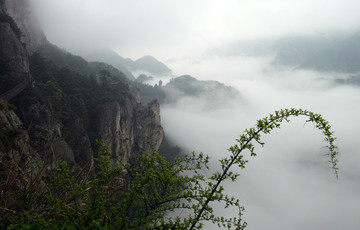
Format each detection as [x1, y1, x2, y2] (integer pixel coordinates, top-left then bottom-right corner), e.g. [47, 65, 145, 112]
[36, 44, 89, 74]
[0, 109, 339, 229]
[158, 135, 183, 161]
[0, 140, 207, 229]
[36, 44, 129, 83]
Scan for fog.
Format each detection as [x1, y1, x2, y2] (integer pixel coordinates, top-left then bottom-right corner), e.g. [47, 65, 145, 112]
[162, 56, 360, 229]
[28, 0, 360, 229]
[30, 0, 360, 60]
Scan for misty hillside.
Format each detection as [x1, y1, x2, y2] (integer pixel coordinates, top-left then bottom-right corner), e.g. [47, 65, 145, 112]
[133, 74, 241, 108]
[298, 32, 360, 72]
[86, 49, 172, 76]
[270, 33, 360, 73]
[271, 35, 338, 67]
[85, 49, 136, 80]
[134, 75, 241, 108]
[164, 75, 238, 98]
[135, 73, 154, 83]
[36, 44, 131, 82]
[213, 32, 360, 73]
[53, 43, 238, 109]
[131, 55, 172, 75]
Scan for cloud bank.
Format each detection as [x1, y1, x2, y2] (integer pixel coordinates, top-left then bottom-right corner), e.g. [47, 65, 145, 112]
[161, 56, 360, 230]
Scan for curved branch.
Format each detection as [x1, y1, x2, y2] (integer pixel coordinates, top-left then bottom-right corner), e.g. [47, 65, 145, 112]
[189, 108, 339, 229]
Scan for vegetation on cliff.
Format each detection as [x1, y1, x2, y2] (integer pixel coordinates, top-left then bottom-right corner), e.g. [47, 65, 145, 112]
[13, 50, 128, 160]
[0, 108, 338, 229]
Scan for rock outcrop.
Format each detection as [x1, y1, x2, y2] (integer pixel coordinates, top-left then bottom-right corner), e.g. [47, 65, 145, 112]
[0, 1, 31, 95]
[20, 102, 76, 164]
[98, 90, 163, 164]
[0, 0, 74, 166]
[4, 0, 47, 54]
[0, 103, 43, 194]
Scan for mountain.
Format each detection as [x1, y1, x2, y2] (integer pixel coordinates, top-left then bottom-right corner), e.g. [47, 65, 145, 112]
[131, 55, 172, 75]
[0, 1, 32, 98]
[0, 0, 42, 172]
[0, 0, 164, 167]
[163, 75, 240, 105]
[4, 0, 47, 54]
[271, 35, 337, 67]
[134, 74, 241, 108]
[298, 32, 360, 72]
[86, 50, 172, 79]
[268, 33, 360, 73]
[36, 44, 132, 83]
[85, 49, 136, 80]
[211, 32, 360, 73]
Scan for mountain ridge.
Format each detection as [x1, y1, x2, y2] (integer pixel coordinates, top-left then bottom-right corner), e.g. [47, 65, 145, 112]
[211, 32, 360, 73]
[86, 49, 172, 77]
[0, 0, 164, 167]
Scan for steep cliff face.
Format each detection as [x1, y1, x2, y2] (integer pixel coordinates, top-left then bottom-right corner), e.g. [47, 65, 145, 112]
[0, 0, 75, 166]
[0, 0, 164, 166]
[98, 90, 163, 164]
[0, 1, 31, 95]
[0, 102, 45, 204]
[0, 103, 33, 156]
[19, 101, 76, 164]
[4, 0, 47, 54]
[134, 99, 163, 155]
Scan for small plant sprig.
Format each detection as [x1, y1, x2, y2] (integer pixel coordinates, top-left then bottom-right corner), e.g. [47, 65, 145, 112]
[188, 108, 339, 229]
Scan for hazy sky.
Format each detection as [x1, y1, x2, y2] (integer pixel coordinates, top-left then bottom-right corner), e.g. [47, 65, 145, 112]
[30, 0, 360, 61]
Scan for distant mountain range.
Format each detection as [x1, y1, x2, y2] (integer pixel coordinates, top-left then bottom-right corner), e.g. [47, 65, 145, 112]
[85, 49, 172, 80]
[211, 32, 360, 73]
[296, 32, 360, 73]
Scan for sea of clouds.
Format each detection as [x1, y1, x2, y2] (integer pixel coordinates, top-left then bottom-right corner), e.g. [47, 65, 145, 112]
[160, 55, 360, 230]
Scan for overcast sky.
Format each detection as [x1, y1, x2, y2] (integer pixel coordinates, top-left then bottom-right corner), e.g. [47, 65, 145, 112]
[30, 0, 360, 61]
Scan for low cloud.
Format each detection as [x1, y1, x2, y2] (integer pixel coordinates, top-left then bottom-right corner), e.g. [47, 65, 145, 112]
[161, 56, 360, 230]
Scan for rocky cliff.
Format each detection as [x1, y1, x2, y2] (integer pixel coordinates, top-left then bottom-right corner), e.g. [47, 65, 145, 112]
[0, 0, 78, 166]
[4, 0, 47, 54]
[0, 1, 42, 181]
[0, 0, 31, 96]
[98, 91, 163, 164]
[0, 0, 164, 167]
[0, 102, 45, 208]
